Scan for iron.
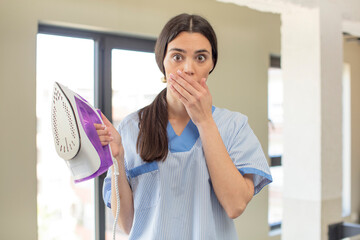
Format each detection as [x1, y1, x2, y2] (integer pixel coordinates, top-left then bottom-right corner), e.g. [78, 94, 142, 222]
[51, 82, 113, 182]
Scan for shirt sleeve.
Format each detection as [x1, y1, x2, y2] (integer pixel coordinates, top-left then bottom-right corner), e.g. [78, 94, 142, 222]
[103, 168, 113, 208]
[227, 113, 273, 196]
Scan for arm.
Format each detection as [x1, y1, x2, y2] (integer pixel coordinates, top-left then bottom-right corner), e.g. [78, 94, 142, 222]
[110, 155, 134, 234]
[95, 113, 134, 233]
[198, 119, 254, 219]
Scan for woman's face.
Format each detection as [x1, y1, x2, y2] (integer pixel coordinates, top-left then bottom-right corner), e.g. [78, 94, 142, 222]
[163, 32, 214, 84]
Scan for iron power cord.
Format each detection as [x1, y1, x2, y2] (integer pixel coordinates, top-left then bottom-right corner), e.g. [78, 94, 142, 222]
[112, 158, 120, 240]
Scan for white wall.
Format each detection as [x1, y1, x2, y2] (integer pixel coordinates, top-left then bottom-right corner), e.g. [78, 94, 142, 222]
[0, 0, 280, 239]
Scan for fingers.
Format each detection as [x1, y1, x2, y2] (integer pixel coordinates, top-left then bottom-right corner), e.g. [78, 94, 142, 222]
[169, 83, 187, 105]
[100, 112, 112, 126]
[94, 123, 106, 130]
[98, 135, 114, 146]
[169, 72, 201, 97]
[170, 75, 210, 107]
[168, 70, 209, 101]
[176, 70, 203, 92]
[94, 123, 114, 146]
[169, 73, 194, 97]
[169, 74, 192, 102]
[201, 78, 209, 91]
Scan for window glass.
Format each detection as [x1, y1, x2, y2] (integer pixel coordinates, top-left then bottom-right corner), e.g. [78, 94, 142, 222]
[111, 49, 164, 127]
[268, 67, 283, 157]
[268, 67, 283, 226]
[36, 33, 95, 240]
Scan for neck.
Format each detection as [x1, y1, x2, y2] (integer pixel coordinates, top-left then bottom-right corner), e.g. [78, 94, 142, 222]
[166, 88, 189, 121]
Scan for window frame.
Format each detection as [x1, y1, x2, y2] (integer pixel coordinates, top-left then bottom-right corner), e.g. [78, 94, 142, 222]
[268, 54, 282, 231]
[269, 54, 282, 168]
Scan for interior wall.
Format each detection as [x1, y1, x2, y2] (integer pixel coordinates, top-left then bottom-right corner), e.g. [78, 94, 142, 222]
[344, 38, 360, 220]
[0, 0, 280, 239]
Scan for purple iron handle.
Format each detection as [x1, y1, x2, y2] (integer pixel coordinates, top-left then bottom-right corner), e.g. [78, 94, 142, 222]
[74, 96, 113, 183]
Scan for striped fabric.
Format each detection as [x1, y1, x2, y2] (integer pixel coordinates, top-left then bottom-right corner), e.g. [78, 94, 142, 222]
[103, 106, 272, 239]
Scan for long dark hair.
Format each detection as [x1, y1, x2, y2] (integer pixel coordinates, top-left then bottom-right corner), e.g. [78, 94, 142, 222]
[137, 13, 218, 162]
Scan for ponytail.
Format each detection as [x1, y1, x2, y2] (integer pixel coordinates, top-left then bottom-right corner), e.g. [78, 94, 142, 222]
[136, 88, 168, 162]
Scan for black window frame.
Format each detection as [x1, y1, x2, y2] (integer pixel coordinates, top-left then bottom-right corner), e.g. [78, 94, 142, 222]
[38, 24, 156, 240]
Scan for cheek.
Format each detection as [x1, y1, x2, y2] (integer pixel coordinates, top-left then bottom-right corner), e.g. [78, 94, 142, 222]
[200, 63, 213, 77]
[163, 59, 176, 77]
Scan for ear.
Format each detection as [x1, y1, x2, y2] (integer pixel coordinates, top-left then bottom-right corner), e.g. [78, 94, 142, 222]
[209, 62, 215, 74]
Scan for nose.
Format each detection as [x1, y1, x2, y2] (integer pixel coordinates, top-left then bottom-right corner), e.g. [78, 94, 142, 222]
[183, 59, 195, 76]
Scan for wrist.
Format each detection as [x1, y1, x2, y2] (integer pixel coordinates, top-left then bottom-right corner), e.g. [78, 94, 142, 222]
[112, 150, 124, 167]
[197, 118, 216, 132]
[114, 152, 124, 164]
[112, 144, 124, 159]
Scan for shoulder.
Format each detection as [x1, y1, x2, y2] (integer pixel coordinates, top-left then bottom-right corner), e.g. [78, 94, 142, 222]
[213, 106, 248, 129]
[117, 111, 140, 132]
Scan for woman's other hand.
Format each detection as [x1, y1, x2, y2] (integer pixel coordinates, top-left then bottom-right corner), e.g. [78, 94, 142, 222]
[94, 112, 124, 159]
[169, 70, 213, 126]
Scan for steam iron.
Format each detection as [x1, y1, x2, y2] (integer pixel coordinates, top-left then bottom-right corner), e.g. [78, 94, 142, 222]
[51, 82, 120, 240]
[51, 82, 113, 183]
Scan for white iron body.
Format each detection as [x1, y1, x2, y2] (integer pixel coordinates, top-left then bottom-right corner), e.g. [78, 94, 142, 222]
[51, 82, 113, 182]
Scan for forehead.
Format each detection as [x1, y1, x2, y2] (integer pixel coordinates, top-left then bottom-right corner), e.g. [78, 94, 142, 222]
[167, 32, 211, 52]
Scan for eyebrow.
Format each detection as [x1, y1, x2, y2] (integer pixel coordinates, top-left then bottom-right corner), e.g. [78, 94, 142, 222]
[168, 48, 210, 54]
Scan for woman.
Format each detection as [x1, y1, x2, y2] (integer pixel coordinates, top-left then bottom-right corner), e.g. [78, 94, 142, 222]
[97, 13, 272, 239]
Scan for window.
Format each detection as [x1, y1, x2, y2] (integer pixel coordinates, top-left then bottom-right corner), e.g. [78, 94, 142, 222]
[36, 33, 96, 240]
[268, 55, 283, 231]
[267, 57, 353, 230]
[36, 25, 158, 240]
[111, 49, 163, 127]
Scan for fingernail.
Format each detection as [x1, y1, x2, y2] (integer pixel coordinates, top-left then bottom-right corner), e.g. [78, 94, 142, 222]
[177, 70, 182, 74]
[110, 136, 114, 140]
[169, 73, 174, 78]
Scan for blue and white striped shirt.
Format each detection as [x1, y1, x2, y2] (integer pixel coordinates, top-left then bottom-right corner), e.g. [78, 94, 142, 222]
[103, 106, 272, 239]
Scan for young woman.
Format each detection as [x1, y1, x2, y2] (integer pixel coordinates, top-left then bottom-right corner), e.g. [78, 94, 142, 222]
[96, 13, 272, 239]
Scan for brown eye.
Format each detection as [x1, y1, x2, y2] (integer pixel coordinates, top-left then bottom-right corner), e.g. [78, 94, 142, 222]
[172, 54, 182, 62]
[196, 54, 206, 63]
